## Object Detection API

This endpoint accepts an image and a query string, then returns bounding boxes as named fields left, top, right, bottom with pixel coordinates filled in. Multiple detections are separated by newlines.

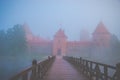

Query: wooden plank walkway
left=43, top=56, right=88, bottom=80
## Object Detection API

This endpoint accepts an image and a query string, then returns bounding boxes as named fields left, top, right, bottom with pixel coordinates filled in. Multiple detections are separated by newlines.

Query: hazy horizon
left=0, top=0, right=120, bottom=40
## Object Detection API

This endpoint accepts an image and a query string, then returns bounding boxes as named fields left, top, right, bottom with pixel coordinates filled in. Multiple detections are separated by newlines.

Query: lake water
left=0, top=55, right=49, bottom=80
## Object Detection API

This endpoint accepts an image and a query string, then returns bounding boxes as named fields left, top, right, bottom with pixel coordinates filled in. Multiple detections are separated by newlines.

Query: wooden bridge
left=10, top=56, right=120, bottom=80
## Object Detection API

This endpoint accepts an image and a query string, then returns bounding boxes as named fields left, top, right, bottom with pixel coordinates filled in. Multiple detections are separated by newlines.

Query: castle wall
left=66, top=41, right=91, bottom=58
left=24, top=22, right=112, bottom=57
left=27, top=41, right=52, bottom=55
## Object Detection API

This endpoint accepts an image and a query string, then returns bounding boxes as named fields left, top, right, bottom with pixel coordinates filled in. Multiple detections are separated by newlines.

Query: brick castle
left=23, top=22, right=111, bottom=56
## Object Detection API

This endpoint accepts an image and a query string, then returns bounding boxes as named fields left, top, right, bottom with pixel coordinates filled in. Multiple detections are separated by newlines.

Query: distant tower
left=22, top=23, right=33, bottom=42
left=53, top=29, right=67, bottom=56
left=92, top=22, right=111, bottom=47
left=22, top=23, right=33, bottom=53
left=80, top=29, right=90, bottom=41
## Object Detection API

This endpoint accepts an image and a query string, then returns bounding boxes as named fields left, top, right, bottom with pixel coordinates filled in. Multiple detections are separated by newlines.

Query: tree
left=110, top=34, right=120, bottom=49
left=6, top=24, right=27, bottom=55
left=110, top=34, right=120, bottom=58
left=0, top=30, right=6, bottom=55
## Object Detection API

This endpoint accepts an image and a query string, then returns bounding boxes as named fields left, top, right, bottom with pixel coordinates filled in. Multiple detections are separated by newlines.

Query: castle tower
left=92, top=22, right=111, bottom=47
left=22, top=23, right=34, bottom=53
left=53, top=29, right=67, bottom=56
left=22, top=23, right=33, bottom=42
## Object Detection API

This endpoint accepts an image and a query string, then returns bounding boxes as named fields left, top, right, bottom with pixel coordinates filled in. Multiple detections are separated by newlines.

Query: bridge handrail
left=84, top=59, right=116, bottom=69
left=10, top=56, right=55, bottom=80
left=64, top=56, right=120, bottom=80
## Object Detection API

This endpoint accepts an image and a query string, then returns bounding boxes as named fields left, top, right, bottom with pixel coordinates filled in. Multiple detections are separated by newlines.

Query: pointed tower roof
left=93, top=22, right=110, bottom=35
left=54, top=28, right=67, bottom=38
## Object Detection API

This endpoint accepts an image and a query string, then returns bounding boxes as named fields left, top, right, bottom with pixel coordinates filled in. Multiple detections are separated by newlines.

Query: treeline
left=0, top=24, right=27, bottom=56
left=110, top=34, right=120, bottom=56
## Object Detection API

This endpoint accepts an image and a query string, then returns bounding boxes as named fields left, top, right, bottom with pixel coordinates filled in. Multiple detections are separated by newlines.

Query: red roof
left=93, top=22, right=110, bottom=35
left=54, top=28, right=67, bottom=38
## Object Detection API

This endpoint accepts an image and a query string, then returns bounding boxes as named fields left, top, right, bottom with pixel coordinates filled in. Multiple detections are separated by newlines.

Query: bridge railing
left=64, top=56, right=120, bottom=80
left=10, top=56, right=55, bottom=80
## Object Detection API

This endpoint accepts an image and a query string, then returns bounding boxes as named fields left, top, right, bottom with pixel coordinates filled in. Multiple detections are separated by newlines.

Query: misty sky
left=0, top=0, right=120, bottom=40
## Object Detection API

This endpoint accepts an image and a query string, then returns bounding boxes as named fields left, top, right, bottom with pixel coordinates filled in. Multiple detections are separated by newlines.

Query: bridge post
left=80, top=57, right=82, bottom=64
left=116, top=63, right=120, bottom=80
left=30, top=59, right=37, bottom=80
left=89, top=62, right=92, bottom=80
left=104, top=65, right=108, bottom=80
left=79, top=57, right=82, bottom=71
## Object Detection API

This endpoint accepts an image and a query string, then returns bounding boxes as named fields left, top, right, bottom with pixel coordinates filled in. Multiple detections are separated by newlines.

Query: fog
left=0, top=0, right=120, bottom=80
left=0, top=0, right=120, bottom=40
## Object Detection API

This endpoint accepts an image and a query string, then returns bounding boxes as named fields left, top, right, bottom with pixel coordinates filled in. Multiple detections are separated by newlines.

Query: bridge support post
left=116, top=63, right=120, bottom=80
left=104, top=65, right=108, bottom=80
left=30, top=59, right=37, bottom=80
left=79, top=57, right=82, bottom=71
left=89, top=62, right=92, bottom=80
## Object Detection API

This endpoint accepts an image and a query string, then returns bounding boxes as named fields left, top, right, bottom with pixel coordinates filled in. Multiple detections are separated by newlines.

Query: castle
left=23, top=22, right=111, bottom=56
